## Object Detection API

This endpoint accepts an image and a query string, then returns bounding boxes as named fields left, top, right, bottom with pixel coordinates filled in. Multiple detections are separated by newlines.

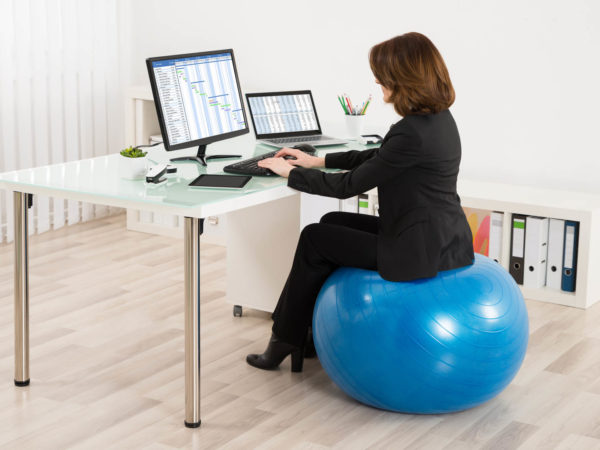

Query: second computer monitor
left=147, top=49, right=249, bottom=162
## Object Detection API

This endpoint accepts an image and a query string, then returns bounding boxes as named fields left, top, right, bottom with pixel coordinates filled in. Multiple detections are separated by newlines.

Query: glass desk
left=0, top=136, right=360, bottom=428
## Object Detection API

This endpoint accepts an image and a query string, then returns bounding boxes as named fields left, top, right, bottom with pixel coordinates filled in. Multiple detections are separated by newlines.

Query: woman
left=248, top=32, right=474, bottom=372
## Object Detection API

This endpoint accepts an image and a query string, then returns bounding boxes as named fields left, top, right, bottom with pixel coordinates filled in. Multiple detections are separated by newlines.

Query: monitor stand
left=170, top=145, right=241, bottom=166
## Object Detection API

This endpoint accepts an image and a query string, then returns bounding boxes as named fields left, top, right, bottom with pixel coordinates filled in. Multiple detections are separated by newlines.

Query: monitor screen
left=246, top=91, right=321, bottom=137
left=147, top=50, right=248, bottom=150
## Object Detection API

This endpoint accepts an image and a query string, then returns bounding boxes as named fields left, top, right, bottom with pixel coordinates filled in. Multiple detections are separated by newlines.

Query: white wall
left=126, top=0, right=600, bottom=193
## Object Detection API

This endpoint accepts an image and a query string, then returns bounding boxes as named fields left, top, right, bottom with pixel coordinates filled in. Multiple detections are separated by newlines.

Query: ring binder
left=509, top=214, right=527, bottom=284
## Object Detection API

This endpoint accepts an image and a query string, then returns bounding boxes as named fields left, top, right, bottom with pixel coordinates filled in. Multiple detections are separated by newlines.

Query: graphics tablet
left=189, top=174, right=252, bottom=189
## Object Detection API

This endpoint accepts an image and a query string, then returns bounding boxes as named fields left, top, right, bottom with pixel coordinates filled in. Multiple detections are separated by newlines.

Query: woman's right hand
left=274, top=148, right=325, bottom=169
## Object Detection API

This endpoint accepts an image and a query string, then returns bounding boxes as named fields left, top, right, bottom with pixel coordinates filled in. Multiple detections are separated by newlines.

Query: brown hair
left=369, top=32, right=455, bottom=116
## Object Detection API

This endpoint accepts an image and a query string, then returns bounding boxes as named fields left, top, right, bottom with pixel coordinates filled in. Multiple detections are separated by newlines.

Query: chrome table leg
left=14, top=192, right=30, bottom=386
left=184, top=217, right=203, bottom=428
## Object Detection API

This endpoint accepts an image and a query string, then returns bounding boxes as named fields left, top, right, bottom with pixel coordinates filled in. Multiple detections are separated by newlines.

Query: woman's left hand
left=257, top=157, right=296, bottom=178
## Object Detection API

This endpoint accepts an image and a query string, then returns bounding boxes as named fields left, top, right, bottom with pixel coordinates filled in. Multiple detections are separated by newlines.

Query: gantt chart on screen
left=248, top=94, right=318, bottom=135
left=152, top=53, right=246, bottom=145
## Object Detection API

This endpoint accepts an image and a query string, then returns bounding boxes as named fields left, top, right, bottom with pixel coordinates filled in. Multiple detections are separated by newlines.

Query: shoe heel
left=291, top=348, right=304, bottom=373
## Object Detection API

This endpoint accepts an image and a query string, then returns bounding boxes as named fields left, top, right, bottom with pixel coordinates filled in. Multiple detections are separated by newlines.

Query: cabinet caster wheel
left=233, top=305, right=243, bottom=317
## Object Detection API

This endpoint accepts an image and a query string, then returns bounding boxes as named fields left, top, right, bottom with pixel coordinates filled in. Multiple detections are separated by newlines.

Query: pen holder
left=345, top=115, right=365, bottom=140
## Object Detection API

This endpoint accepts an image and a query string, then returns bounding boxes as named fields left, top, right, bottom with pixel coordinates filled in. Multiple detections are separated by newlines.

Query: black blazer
left=287, top=109, right=474, bottom=282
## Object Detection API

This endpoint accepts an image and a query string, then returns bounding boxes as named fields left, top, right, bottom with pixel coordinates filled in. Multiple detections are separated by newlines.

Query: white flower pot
left=119, top=156, right=147, bottom=180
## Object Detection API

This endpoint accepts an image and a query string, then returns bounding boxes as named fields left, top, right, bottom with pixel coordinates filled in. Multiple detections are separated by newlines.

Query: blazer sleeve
left=324, top=148, right=379, bottom=170
left=287, top=127, right=421, bottom=199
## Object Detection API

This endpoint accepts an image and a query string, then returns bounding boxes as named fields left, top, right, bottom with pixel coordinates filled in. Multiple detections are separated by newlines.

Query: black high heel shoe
left=246, top=333, right=304, bottom=372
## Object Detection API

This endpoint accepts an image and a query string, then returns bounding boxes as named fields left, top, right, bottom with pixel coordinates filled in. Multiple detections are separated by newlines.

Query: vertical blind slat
left=14, top=0, right=36, bottom=235
left=91, top=0, right=109, bottom=218
left=105, top=0, right=123, bottom=216
left=0, top=1, right=16, bottom=242
left=47, top=0, right=66, bottom=229
left=77, top=0, right=94, bottom=222
left=62, top=0, right=82, bottom=225
left=31, top=0, right=51, bottom=233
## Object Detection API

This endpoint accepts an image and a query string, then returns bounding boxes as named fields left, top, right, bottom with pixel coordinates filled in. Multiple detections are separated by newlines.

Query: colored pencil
left=345, top=95, right=353, bottom=115
left=361, top=96, right=372, bottom=115
left=337, top=96, right=348, bottom=114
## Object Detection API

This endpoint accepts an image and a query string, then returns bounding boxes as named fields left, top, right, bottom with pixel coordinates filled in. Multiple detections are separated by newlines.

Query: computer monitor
left=146, top=49, right=249, bottom=165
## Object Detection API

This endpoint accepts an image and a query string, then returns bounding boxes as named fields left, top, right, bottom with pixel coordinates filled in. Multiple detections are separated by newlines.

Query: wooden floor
left=1, top=214, right=600, bottom=449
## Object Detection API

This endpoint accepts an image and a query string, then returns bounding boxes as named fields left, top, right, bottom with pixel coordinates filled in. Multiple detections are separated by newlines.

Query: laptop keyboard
left=268, top=136, right=324, bottom=144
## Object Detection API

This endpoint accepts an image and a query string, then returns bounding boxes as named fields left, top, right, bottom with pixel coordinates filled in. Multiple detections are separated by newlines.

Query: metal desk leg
left=14, top=192, right=30, bottom=386
left=184, top=217, right=203, bottom=428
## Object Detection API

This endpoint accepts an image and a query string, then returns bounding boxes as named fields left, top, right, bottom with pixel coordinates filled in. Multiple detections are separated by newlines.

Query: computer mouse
left=292, top=144, right=317, bottom=154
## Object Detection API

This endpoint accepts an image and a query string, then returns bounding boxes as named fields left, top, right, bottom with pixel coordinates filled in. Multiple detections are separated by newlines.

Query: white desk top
left=0, top=135, right=368, bottom=218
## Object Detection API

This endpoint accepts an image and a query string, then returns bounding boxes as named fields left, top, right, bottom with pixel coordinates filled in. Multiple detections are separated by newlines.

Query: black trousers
left=272, top=211, right=379, bottom=347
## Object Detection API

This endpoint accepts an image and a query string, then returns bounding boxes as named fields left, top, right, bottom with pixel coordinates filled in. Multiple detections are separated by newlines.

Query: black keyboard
left=223, top=147, right=315, bottom=176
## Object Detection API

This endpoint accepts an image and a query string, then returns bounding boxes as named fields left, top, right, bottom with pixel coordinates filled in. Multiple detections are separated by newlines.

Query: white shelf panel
left=520, top=286, right=577, bottom=308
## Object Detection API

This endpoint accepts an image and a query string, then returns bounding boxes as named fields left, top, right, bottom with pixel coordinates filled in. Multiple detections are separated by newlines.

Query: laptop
left=246, top=90, right=347, bottom=147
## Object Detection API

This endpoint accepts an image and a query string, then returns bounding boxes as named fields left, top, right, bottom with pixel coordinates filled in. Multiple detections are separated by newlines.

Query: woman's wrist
left=312, top=156, right=325, bottom=168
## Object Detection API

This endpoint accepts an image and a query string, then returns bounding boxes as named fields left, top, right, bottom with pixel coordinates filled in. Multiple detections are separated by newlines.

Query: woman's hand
left=274, top=148, right=325, bottom=169
left=257, top=157, right=296, bottom=178
left=257, top=148, right=325, bottom=178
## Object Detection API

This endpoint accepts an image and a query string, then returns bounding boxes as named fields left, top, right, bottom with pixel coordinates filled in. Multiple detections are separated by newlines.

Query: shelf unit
left=368, top=180, right=600, bottom=309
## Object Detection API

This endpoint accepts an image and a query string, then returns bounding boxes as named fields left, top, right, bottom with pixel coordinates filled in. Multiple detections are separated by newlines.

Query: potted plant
left=119, top=146, right=148, bottom=179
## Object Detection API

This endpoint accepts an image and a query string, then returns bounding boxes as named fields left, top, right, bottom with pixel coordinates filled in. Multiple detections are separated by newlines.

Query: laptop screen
left=246, top=91, right=323, bottom=138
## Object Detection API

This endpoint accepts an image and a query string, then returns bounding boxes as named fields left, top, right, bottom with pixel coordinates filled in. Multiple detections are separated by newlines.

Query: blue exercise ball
left=312, top=254, right=529, bottom=414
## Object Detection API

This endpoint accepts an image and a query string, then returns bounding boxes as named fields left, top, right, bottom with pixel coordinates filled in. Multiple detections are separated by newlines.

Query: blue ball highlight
left=312, top=254, right=529, bottom=413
